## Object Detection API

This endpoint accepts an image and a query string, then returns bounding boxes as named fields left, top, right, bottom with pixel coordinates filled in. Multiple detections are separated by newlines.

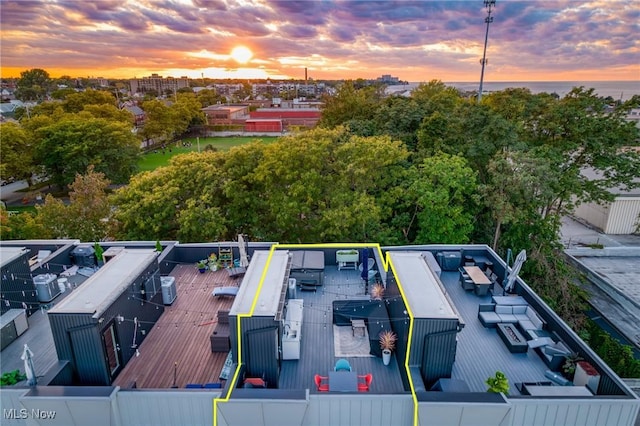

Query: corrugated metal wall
left=606, top=198, right=640, bottom=234
left=2, top=387, right=638, bottom=426
left=49, top=313, right=108, bottom=385
left=420, top=329, right=458, bottom=388
left=230, top=315, right=279, bottom=385
left=216, top=394, right=415, bottom=426
left=1, top=250, right=39, bottom=315
left=245, top=326, right=279, bottom=386
left=409, top=318, right=459, bottom=366
left=574, top=202, right=609, bottom=232
left=117, top=390, right=215, bottom=426
left=508, top=397, right=639, bottom=426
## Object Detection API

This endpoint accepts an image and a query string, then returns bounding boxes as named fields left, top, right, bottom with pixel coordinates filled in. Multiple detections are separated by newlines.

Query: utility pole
left=478, top=0, right=496, bottom=103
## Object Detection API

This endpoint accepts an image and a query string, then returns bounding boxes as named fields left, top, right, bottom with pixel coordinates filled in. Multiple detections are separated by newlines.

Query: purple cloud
left=0, top=0, right=637, bottom=82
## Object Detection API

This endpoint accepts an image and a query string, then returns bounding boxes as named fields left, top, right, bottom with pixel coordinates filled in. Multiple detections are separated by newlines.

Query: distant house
left=626, top=108, right=640, bottom=130
left=202, top=105, right=249, bottom=128
left=123, top=105, right=145, bottom=128
left=573, top=168, right=640, bottom=234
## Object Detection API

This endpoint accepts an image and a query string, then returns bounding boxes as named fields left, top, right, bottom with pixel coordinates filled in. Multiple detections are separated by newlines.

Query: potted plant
left=196, top=260, right=207, bottom=273
left=370, top=283, right=385, bottom=300
left=94, top=242, right=104, bottom=266
left=379, top=330, right=397, bottom=366
left=485, top=371, right=509, bottom=394
left=562, top=352, right=584, bottom=381
left=208, top=253, right=219, bottom=271
left=0, top=370, right=26, bottom=386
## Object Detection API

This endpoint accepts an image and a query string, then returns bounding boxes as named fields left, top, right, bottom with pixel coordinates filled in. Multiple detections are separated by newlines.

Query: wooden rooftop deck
left=113, top=264, right=238, bottom=389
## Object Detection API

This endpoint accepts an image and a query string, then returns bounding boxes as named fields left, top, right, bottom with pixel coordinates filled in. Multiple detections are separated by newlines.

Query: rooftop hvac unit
left=161, top=276, right=177, bottom=305
left=71, top=245, right=96, bottom=267
left=33, top=273, right=61, bottom=302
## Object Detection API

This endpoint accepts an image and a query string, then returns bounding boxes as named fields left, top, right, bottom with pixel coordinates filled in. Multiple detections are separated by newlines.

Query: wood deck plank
left=113, top=264, right=237, bottom=389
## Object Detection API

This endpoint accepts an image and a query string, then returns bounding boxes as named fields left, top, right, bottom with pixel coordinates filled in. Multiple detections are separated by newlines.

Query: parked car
left=1, top=177, right=15, bottom=186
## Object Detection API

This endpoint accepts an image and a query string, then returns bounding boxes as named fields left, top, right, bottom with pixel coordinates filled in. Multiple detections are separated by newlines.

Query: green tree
left=319, top=81, right=382, bottom=128
left=33, top=116, right=140, bottom=187
left=62, top=89, right=117, bottom=113
left=36, top=166, right=112, bottom=240
left=526, top=88, right=640, bottom=217
left=139, top=99, right=173, bottom=143
left=111, top=128, right=409, bottom=243
left=81, top=104, right=133, bottom=124
left=15, top=68, right=51, bottom=101
left=50, top=87, right=77, bottom=100
left=481, top=150, right=559, bottom=250
left=172, top=92, right=206, bottom=134
left=196, top=89, right=223, bottom=107
left=373, top=96, right=427, bottom=151
left=0, top=122, right=35, bottom=184
left=406, top=153, right=478, bottom=244
left=111, top=151, right=227, bottom=241
left=417, top=102, right=520, bottom=181
left=0, top=207, right=48, bottom=240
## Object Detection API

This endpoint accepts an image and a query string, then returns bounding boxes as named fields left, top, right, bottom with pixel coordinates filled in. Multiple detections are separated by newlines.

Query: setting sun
left=230, top=46, right=253, bottom=64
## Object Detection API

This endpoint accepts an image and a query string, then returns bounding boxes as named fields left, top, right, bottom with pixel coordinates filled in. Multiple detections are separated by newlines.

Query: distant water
left=404, top=81, right=640, bottom=101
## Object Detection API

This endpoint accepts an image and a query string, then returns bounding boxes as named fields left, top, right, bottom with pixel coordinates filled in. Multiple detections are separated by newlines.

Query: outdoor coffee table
left=497, top=323, right=528, bottom=353
left=351, top=319, right=366, bottom=337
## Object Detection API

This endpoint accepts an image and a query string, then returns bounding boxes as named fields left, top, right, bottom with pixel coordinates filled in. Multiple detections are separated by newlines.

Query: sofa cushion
left=544, top=341, right=571, bottom=356
left=526, top=307, right=544, bottom=329
left=527, top=337, right=555, bottom=349
left=495, top=305, right=512, bottom=315
left=497, top=313, right=518, bottom=324
left=512, top=305, right=527, bottom=315
left=518, top=320, right=536, bottom=331
left=478, top=311, right=501, bottom=327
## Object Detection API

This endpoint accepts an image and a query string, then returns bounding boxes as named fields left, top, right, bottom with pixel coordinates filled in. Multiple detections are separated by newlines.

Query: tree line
left=1, top=68, right=212, bottom=188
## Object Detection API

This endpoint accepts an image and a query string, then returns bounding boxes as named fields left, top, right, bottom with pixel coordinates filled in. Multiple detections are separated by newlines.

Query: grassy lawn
left=137, top=136, right=278, bottom=172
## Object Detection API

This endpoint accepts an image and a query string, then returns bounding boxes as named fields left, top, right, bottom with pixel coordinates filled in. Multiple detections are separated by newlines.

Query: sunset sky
left=1, top=0, right=638, bottom=82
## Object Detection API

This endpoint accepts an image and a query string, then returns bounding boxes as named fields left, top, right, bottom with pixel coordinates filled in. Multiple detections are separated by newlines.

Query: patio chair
left=243, top=377, right=267, bottom=388
left=461, top=278, right=475, bottom=291
left=357, top=374, right=373, bottom=392
left=334, top=358, right=352, bottom=372
left=314, top=374, right=329, bottom=392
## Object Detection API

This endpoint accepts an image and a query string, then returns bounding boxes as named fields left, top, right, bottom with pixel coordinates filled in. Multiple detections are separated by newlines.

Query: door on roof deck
left=69, top=323, right=113, bottom=385
left=102, top=322, right=122, bottom=379
left=421, top=329, right=458, bottom=388
left=245, top=326, right=279, bottom=387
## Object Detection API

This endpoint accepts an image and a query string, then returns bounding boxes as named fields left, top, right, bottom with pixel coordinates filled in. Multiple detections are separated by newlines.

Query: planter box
left=574, top=361, right=600, bottom=394
left=336, top=250, right=359, bottom=270
left=336, top=250, right=359, bottom=263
